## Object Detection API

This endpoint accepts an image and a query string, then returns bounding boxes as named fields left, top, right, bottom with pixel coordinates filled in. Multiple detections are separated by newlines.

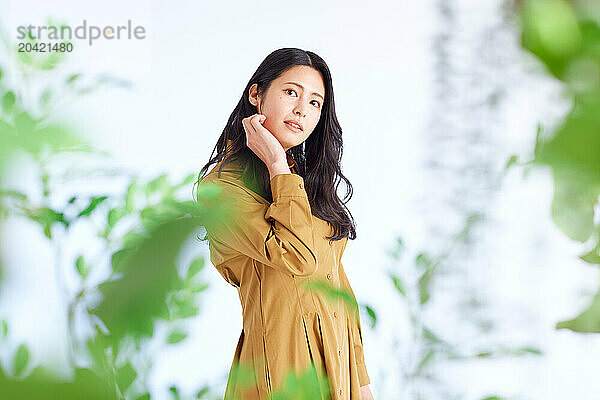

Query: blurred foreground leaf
left=557, top=289, right=600, bottom=332
left=0, top=365, right=116, bottom=400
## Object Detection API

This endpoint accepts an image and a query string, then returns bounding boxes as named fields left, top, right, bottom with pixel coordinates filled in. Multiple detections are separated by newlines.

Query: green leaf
left=390, top=273, right=406, bottom=296
left=363, top=305, right=377, bottom=329
left=90, top=218, right=198, bottom=344
left=546, top=167, right=598, bottom=242
left=0, top=364, right=116, bottom=399
left=580, top=239, right=600, bottom=264
left=422, top=327, right=444, bottom=344
left=66, top=73, right=81, bottom=84
left=15, top=111, right=36, bottom=135
left=171, top=200, right=205, bottom=217
left=78, top=196, right=108, bottom=217
left=110, top=248, right=132, bottom=272
left=270, top=364, right=330, bottom=400
left=26, top=207, right=69, bottom=238
left=521, top=0, right=583, bottom=79
left=145, top=174, right=168, bottom=196
left=122, top=232, right=147, bottom=249
left=13, top=344, right=29, bottom=377
left=1, top=319, right=8, bottom=338
left=116, top=362, right=137, bottom=393
left=556, top=289, right=600, bottom=332
left=170, top=299, right=198, bottom=320
left=415, top=349, right=434, bottom=374
left=196, top=182, right=223, bottom=200
left=180, top=173, right=195, bottom=186
left=108, top=206, right=127, bottom=228
left=125, top=181, right=140, bottom=212
left=195, top=387, right=210, bottom=398
left=190, top=283, right=209, bottom=293
left=2, top=91, right=16, bottom=112
left=134, top=394, right=151, bottom=400
left=167, top=330, right=188, bottom=344
left=523, top=0, right=582, bottom=58
left=140, top=207, right=162, bottom=232
left=169, top=386, right=180, bottom=400
left=75, top=255, right=89, bottom=279
left=415, top=252, right=432, bottom=270
left=419, top=267, right=434, bottom=304
left=187, top=257, right=205, bottom=279
left=514, top=347, right=543, bottom=355
left=300, top=279, right=358, bottom=313
left=504, top=154, right=518, bottom=170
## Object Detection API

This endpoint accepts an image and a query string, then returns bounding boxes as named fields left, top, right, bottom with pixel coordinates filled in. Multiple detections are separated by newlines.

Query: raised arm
left=202, top=172, right=318, bottom=277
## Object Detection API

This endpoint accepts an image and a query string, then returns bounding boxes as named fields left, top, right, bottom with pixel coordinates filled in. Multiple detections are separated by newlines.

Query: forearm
left=360, top=384, right=374, bottom=400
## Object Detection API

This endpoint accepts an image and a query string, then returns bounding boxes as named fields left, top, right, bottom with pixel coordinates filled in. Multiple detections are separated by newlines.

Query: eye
left=286, top=88, right=320, bottom=109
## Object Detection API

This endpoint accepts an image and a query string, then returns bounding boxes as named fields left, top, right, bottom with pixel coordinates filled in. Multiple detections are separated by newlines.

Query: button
left=329, top=240, right=333, bottom=246
left=326, top=273, right=332, bottom=280
left=333, top=311, right=338, bottom=318
left=338, top=349, right=342, bottom=357
left=339, top=388, right=343, bottom=396
left=299, top=183, right=303, bottom=189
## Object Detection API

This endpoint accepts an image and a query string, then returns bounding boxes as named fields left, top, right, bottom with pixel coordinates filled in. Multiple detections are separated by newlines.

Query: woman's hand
left=241, top=114, right=288, bottom=171
left=360, top=384, right=374, bottom=400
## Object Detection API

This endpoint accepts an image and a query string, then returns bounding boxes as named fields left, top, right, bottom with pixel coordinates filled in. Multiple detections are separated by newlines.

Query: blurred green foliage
left=220, top=362, right=331, bottom=400
left=520, top=0, right=600, bottom=332
left=387, top=218, right=542, bottom=399
left=0, top=18, right=222, bottom=400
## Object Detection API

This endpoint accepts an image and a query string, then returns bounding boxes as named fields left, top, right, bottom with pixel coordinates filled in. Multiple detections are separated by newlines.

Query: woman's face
left=249, top=65, right=325, bottom=152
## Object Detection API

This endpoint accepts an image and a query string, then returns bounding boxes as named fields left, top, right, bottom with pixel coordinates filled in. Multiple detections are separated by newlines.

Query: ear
left=248, top=83, right=259, bottom=107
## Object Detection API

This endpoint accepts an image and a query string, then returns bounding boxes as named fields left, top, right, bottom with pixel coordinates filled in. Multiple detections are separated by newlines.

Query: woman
left=195, top=48, right=374, bottom=400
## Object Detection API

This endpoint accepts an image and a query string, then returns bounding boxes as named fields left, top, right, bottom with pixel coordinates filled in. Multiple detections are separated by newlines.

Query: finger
left=242, top=118, right=253, bottom=134
left=250, top=115, right=261, bottom=130
left=251, top=114, right=265, bottom=129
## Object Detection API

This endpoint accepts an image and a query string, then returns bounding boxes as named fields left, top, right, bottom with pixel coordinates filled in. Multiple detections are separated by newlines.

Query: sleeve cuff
left=270, top=173, right=307, bottom=200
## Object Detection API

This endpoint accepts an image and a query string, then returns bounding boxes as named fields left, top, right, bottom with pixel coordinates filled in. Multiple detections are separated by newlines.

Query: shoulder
left=200, top=159, right=268, bottom=206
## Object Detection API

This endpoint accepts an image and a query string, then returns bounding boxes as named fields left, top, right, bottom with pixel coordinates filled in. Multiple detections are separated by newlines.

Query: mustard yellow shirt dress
left=199, top=143, right=370, bottom=400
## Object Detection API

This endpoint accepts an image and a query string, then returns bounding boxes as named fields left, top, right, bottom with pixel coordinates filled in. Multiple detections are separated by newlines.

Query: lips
left=284, top=120, right=303, bottom=131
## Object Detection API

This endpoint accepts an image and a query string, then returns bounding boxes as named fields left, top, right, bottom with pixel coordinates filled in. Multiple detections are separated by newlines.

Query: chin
left=274, top=132, right=299, bottom=149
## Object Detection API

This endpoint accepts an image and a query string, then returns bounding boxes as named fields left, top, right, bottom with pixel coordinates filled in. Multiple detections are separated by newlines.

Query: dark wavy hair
left=193, top=47, right=356, bottom=241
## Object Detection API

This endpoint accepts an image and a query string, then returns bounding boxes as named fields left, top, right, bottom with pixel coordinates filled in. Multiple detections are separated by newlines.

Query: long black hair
left=193, top=47, right=356, bottom=241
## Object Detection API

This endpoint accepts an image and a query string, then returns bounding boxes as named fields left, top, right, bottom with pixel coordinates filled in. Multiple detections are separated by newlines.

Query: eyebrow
left=283, top=81, right=324, bottom=101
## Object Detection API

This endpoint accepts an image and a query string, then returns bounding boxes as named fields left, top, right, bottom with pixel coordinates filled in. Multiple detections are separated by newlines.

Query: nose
left=293, top=102, right=307, bottom=117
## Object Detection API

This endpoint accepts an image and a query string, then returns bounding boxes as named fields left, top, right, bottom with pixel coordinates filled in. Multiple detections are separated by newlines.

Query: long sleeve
left=339, top=260, right=371, bottom=386
left=201, top=173, right=318, bottom=277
